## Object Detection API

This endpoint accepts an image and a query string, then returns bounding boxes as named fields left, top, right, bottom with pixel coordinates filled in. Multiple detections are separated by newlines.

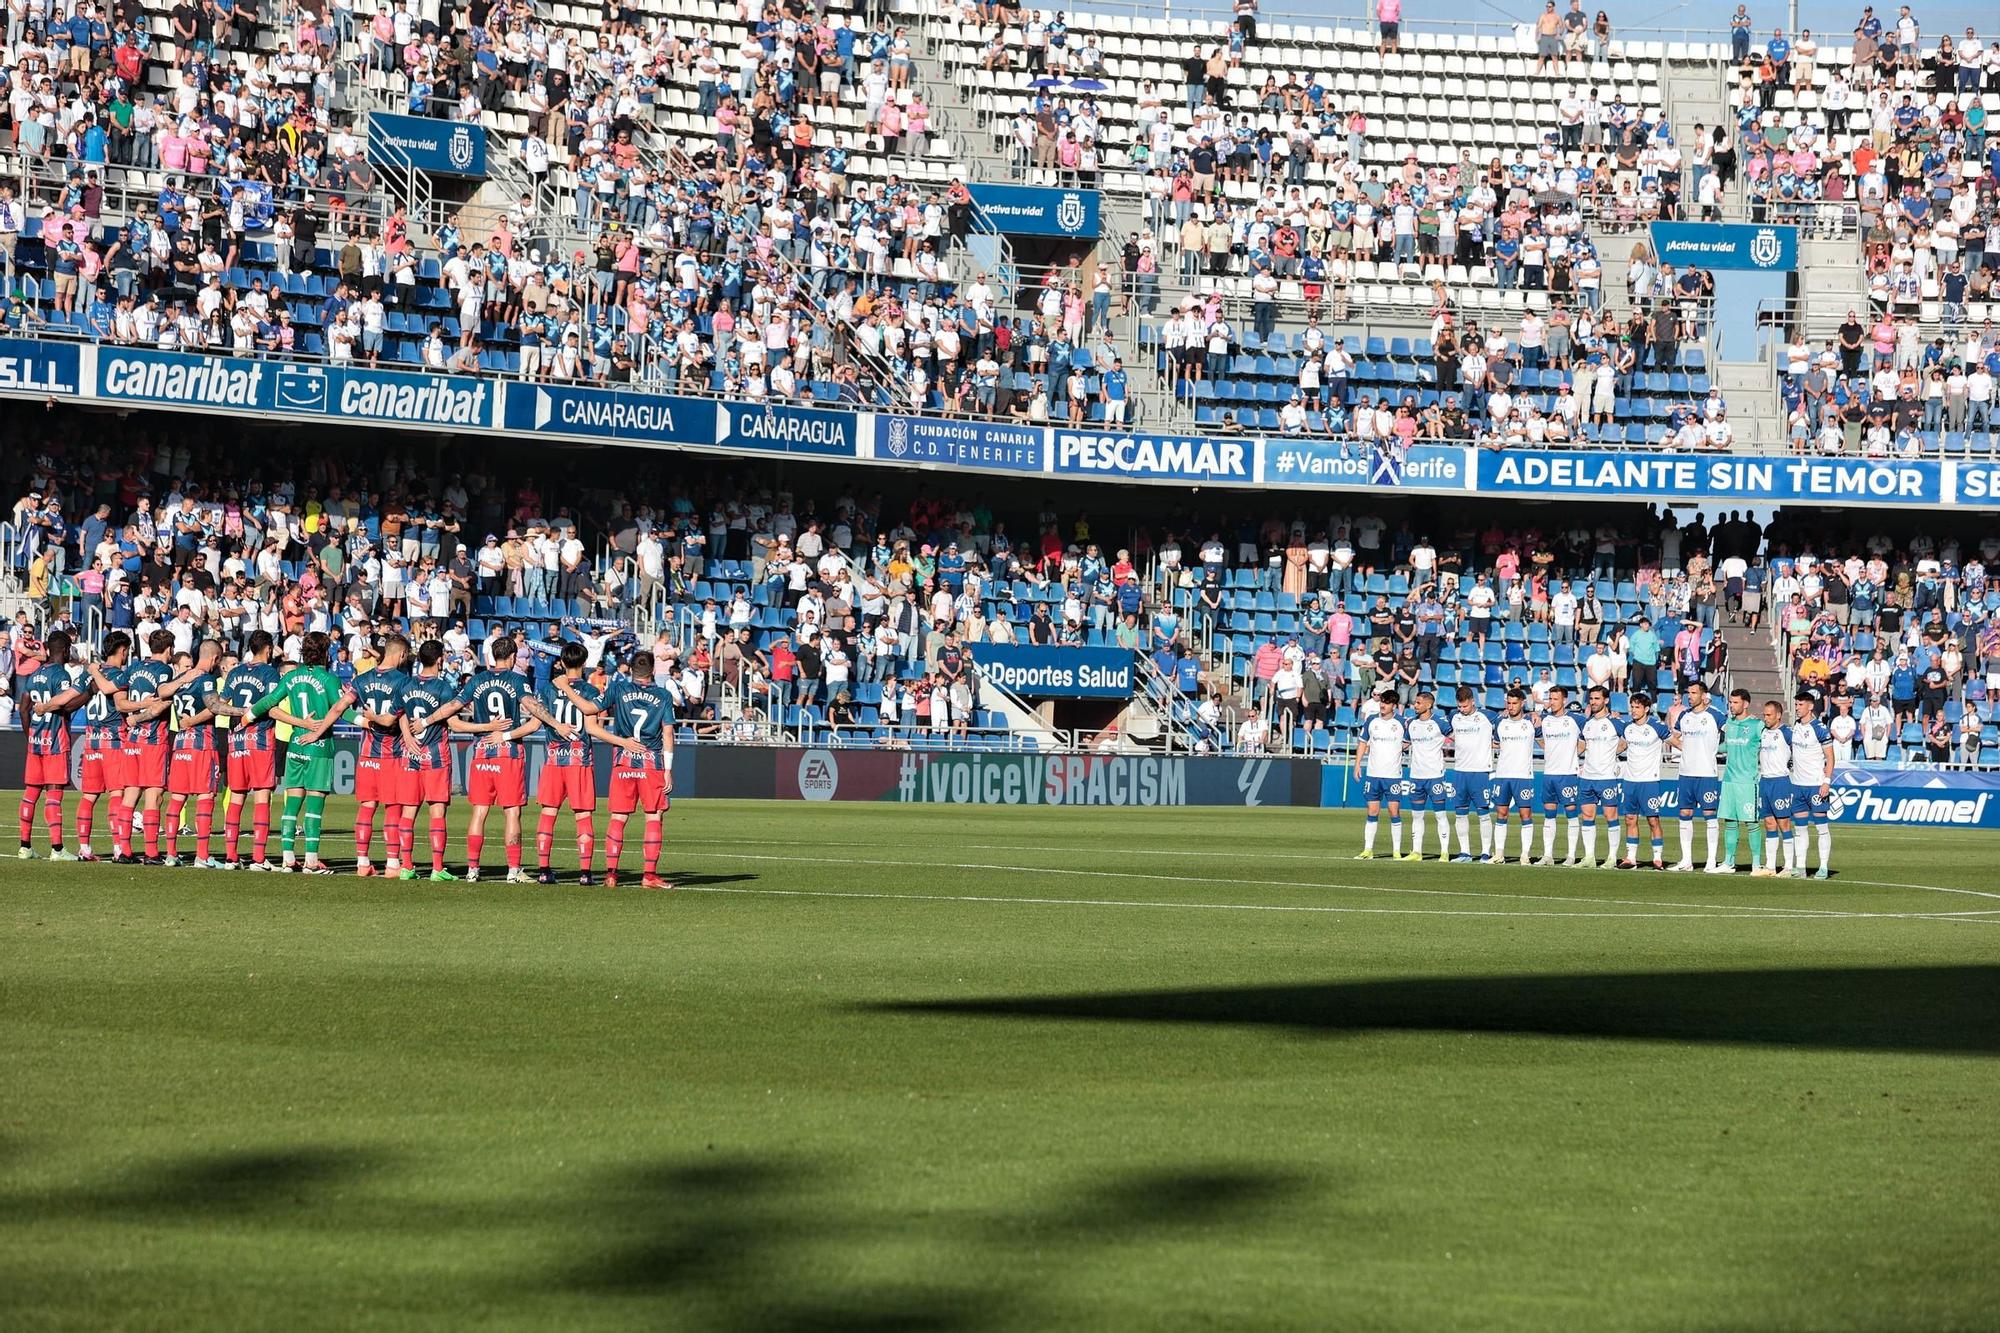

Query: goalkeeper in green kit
left=1717, top=686, right=1765, bottom=873
left=227, top=632, right=350, bottom=874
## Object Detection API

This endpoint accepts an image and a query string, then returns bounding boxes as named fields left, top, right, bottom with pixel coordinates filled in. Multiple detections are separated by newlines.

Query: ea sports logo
left=448, top=126, right=476, bottom=171
left=798, top=748, right=839, bottom=801
left=1749, top=227, right=1782, bottom=267
left=886, top=416, right=909, bottom=458
left=1056, top=191, right=1086, bottom=233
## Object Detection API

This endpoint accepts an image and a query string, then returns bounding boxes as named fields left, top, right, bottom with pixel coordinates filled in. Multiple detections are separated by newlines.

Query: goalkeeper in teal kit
left=1717, top=687, right=1765, bottom=873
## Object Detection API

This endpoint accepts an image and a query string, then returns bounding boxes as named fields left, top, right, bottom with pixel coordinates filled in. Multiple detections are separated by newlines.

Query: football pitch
left=3, top=797, right=1996, bottom=1331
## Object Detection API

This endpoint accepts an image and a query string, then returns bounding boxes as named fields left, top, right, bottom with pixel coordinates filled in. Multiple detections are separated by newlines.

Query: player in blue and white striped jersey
left=1489, top=689, right=1539, bottom=866
left=1353, top=688, right=1407, bottom=860
left=1534, top=688, right=1584, bottom=866
left=1446, top=686, right=1497, bottom=864
left=1402, top=692, right=1450, bottom=861
left=1788, top=692, right=1836, bottom=880
left=1616, top=693, right=1673, bottom=870
left=1577, top=686, right=1624, bottom=869
left=1754, top=701, right=1799, bottom=877
left=1667, top=681, right=1727, bottom=873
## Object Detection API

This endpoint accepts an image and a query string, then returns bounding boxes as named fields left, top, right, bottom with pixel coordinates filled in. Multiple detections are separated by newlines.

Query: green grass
left=3, top=796, right=1996, bottom=1331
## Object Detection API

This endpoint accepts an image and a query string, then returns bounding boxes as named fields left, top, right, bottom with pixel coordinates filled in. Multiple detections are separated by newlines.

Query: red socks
left=195, top=795, right=215, bottom=862
left=18, top=789, right=36, bottom=846
left=76, top=794, right=97, bottom=848
left=643, top=822, right=662, bottom=876
left=605, top=821, right=624, bottom=874
left=577, top=815, right=595, bottom=874
left=355, top=804, right=375, bottom=862
left=465, top=831, right=484, bottom=874
left=536, top=810, right=559, bottom=867
left=163, top=798, right=183, bottom=859
left=42, top=790, right=62, bottom=849
left=143, top=808, right=160, bottom=858
left=252, top=807, right=271, bottom=862
left=429, top=819, right=447, bottom=873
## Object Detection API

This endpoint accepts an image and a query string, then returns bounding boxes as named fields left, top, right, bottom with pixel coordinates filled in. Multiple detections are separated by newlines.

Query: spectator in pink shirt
left=1674, top=620, right=1706, bottom=687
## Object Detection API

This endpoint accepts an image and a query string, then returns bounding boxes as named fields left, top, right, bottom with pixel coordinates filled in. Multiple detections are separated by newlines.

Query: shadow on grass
left=550, top=1154, right=1304, bottom=1329
left=0, top=1147, right=388, bottom=1221
left=866, top=966, right=2000, bottom=1056
left=0, top=1146, right=1302, bottom=1329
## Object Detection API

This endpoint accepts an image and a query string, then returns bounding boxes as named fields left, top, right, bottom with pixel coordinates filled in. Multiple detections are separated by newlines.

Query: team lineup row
left=1350, top=682, right=1837, bottom=878
left=16, top=629, right=683, bottom=888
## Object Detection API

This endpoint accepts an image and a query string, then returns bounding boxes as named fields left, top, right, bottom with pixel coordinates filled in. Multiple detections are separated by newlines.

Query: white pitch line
left=668, top=849, right=1930, bottom=919
left=955, top=842, right=2000, bottom=905
left=673, top=837, right=2000, bottom=909
left=672, top=884, right=1837, bottom=920
left=672, top=882, right=1998, bottom=922
left=1834, top=879, right=2000, bottom=902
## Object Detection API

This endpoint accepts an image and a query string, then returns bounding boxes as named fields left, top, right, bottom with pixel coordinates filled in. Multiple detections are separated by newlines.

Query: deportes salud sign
left=966, top=644, right=1133, bottom=698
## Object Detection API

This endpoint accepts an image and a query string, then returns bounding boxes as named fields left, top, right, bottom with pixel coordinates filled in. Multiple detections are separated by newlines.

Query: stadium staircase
left=1719, top=619, right=1786, bottom=702
left=898, top=2, right=1186, bottom=429
left=644, top=141, right=908, bottom=399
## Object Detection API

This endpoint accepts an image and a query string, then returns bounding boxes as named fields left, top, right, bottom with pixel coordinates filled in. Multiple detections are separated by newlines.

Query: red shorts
left=398, top=765, right=453, bottom=807
left=125, top=742, right=171, bottom=790
left=468, top=754, right=527, bottom=808
left=24, top=750, right=71, bottom=788
left=355, top=754, right=398, bottom=804
left=168, top=748, right=220, bottom=796
left=226, top=748, right=279, bottom=792
left=536, top=762, right=597, bottom=812
left=609, top=762, right=669, bottom=815
left=79, top=744, right=130, bottom=795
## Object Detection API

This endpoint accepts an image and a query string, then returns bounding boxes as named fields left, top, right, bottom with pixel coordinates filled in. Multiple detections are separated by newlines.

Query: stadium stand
left=7, top=416, right=1996, bottom=762
left=2, top=0, right=1990, bottom=446
left=0, top=0, right=1997, bottom=774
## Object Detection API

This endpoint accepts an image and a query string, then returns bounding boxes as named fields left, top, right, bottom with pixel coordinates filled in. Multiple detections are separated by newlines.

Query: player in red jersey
left=534, top=641, right=605, bottom=885
left=160, top=641, right=227, bottom=867
left=346, top=634, right=412, bottom=877
left=116, top=630, right=179, bottom=864
left=396, top=639, right=475, bottom=881
left=586, top=650, right=680, bottom=890
left=216, top=632, right=284, bottom=868
left=449, top=635, right=568, bottom=884
left=18, top=630, right=84, bottom=861
left=76, top=631, right=137, bottom=861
